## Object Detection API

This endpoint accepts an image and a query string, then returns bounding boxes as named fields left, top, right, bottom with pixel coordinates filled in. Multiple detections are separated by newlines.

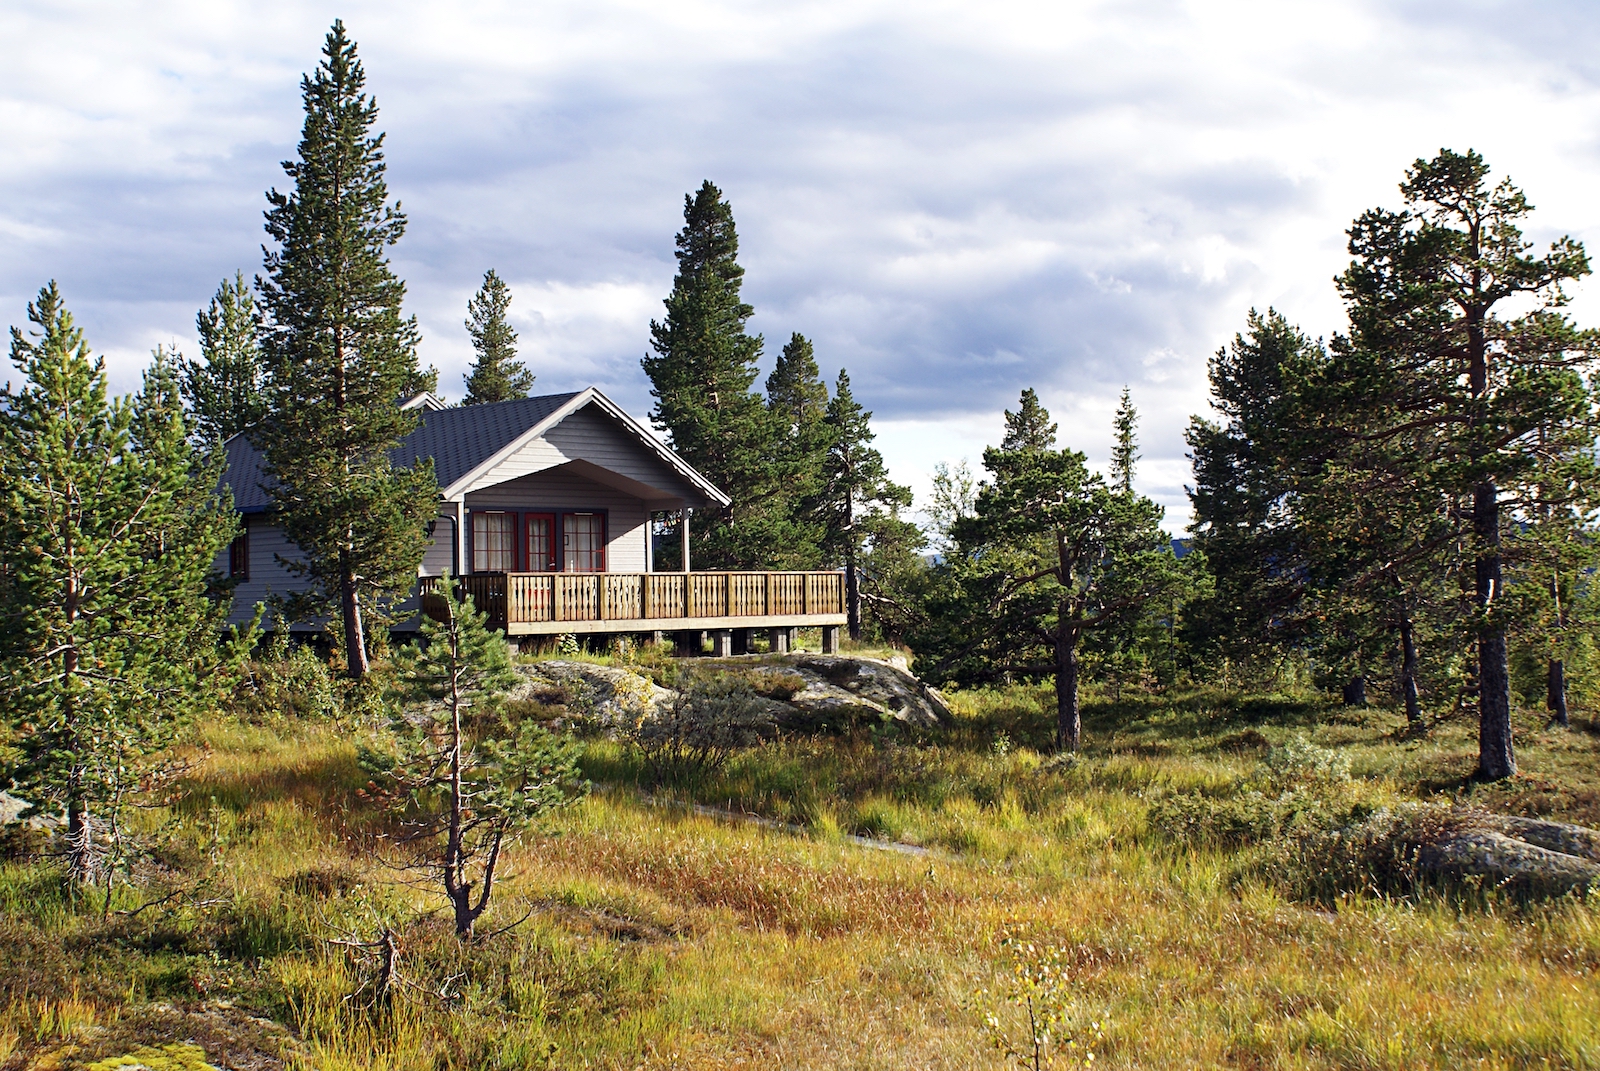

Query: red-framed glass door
left=563, top=512, right=606, bottom=572
left=525, top=512, right=557, bottom=572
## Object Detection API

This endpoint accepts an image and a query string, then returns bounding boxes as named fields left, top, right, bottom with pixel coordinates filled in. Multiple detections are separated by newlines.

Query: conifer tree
left=1319, top=149, right=1599, bottom=778
left=254, top=22, right=439, bottom=678
left=462, top=269, right=533, bottom=405
left=915, top=389, right=1202, bottom=750
left=818, top=370, right=914, bottom=639
left=766, top=332, right=832, bottom=563
left=643, top=181, right=788, bottom=567
left=1109, top=387, right=1139, bottom=494
left=1185, top=310, right=1323, bottom=665
left=182, top=271, right=267, bottom=442
left=0, top=284, right=239, bottom=886
left=1001, top=387, right=1057, bottom=452
left=384, top=578, right=581, bottom=938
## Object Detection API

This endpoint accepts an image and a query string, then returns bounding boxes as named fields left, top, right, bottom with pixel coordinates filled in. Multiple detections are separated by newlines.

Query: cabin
left=218, top=388, right=846, bottom=654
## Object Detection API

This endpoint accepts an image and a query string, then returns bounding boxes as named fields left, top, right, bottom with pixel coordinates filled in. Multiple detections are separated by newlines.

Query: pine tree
left=462, top=269, right=533, bottom=405
left=1184, top=310, right=1324, bottom=667
left=182, top=271, right=267, bottom=442
left=1322, top=149, right=1599, bottom=779
left=1001, top=388, right=1057, bottom=452
left=643, top=181, right=788, bottom=568
left=383, top=578, right=582, bottom=938
left=766, top=332, right=832, bottom=565
left=1109, top=387, right=1139, bottom=494
left=0, top=284, right=240, bottom=887
left=818, top=370, right=914, bottom=640
left=254, top=22, right=439, bottom=678
left=915, top=389, right=1202, bottom=750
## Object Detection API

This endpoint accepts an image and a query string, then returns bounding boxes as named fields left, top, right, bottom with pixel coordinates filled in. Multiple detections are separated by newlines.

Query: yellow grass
left=2, top=688, right=1599, bottom=1069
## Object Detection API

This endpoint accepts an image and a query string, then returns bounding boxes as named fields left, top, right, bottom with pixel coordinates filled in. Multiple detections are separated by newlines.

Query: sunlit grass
left=3, top=681, right=1599, bottom=1068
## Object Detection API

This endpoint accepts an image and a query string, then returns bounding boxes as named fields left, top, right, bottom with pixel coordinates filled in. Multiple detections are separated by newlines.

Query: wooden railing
left=420, top=571, right=845, bottom=633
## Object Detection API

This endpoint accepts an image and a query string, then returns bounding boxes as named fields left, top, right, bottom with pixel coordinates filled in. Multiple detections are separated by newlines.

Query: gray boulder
left=512, top=653, right=948, bottom=734
left=513, top=660, right=674, bottom=726
left=701, top=653, right=948, bottom=731
left=1418, top=824, right=1600, bottom=897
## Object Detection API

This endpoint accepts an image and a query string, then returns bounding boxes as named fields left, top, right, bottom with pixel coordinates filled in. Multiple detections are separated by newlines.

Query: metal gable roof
left=220, top=389, right=729, bottom=513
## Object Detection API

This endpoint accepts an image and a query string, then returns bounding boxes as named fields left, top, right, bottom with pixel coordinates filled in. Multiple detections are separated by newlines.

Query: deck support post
left=771, top=627, right=793, bottom=654
left=650, top=630, right=666, bottom=647
left=731, top=628, right=751, bottom=655
left=821, top=625, right=840, bottom=654
left=711, top=629, right=734, bottom=657
left=675, top=630, right=702, bottom=656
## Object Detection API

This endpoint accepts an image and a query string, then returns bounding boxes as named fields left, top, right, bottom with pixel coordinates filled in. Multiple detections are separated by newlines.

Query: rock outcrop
left=512, top=652, right=948, bottom=733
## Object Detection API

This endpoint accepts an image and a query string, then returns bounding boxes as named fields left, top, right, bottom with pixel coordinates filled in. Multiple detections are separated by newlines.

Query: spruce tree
left=1321, top=149, right=1598, bottom=778
left=643, top=181, right=788, bottom=567
left=182, top=271, right=267, bottom=442
left=0, top=284, right=239, bottom=886
left=1109, top=387, right=1139, bottom=494
left=818, top=370, right=913, bottom=639
left=255, top=22, right=439, bottom=678
left=462, top=269, right=533, bottom=405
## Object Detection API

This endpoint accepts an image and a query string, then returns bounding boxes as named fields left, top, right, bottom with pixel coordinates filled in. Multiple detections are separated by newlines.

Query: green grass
left=3, top=682, right=1600, bottom=1068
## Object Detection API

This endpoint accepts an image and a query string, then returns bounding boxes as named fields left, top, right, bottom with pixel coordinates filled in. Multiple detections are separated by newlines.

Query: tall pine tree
left=182, top=271, right=267, bottom=442
left=255, top=22, right=438, bottom=678
left=0, top=284, right=239, bottom=885
left=643, top=181, right=788, bottom=568
left=1001, top=387, right=1057, bottom=452
left=766, top=332, right=832, bottom=565
left=818, top=370, right=914, bottom=640
left=462, top=269, right=533, bottom=405
left=1321, top=149, right=1598, bottom=779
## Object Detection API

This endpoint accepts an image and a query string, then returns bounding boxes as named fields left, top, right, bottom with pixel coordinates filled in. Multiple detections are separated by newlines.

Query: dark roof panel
left=223, top=391, right=581, bottom=514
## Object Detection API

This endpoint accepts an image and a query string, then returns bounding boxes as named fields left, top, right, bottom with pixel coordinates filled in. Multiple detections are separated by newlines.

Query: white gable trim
left=439, top=387, right=730, bottom=507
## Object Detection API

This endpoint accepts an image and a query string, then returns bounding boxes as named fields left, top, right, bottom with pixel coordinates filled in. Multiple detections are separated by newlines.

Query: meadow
left=3, top=646, right=1599, bottom=1070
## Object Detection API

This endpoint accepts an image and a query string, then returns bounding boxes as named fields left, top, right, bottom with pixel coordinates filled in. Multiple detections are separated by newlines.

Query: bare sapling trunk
left=340, top=547, right=369, bottom=679
left=439, top=601, right=503, bottom=940
left=1398, top=607, right=1422, bottom=727
left=845, top=556, right=862, bottom=642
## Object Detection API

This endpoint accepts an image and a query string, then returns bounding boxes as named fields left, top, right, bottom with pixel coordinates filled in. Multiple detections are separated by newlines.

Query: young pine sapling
left=385, top=578, right=582, bottom=939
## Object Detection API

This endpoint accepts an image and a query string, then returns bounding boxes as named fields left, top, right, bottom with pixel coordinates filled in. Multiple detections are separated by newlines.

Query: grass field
left=3, top=660, right=1599, bottom=1069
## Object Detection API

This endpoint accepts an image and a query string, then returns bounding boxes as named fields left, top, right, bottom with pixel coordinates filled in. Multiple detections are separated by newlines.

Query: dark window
left=228, top=529, right=249, bottom=580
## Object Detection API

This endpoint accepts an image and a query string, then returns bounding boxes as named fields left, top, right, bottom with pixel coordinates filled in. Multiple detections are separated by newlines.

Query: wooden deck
left=420, top=571, right=846, bottom=636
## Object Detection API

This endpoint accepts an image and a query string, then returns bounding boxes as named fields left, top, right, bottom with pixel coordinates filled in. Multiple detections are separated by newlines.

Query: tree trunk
left=1474, top=478, right=1516, bottom=779
left=340, top=549, right=369, bottom=679
left=1055, top=615, right=1081, bottom=752
left=845, top=555, right=862, bottom=641
left=1398, top=610, right=1422, bottom=726
left=1342, top=676, right=1367, bottom=706
left=1548, top=659, right=1569, bottom=728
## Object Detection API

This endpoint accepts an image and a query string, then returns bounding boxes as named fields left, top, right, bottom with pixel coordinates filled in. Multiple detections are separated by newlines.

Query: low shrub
left=628, top=678, right=773, bottom=790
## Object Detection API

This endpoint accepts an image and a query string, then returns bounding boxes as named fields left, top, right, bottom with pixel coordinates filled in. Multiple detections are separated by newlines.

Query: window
left=526, top=513, right=557, bottom=572
left=472, top=512, right=516, bottom=572
left=564, top=513, right=605, bottom=572
left=228, top=529, right=249, bottom=580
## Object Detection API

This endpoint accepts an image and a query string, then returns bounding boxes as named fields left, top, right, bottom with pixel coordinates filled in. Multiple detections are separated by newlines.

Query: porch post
left=681, top=508, right=692, bottom=573
left=454, top=501, right=467, bottom=576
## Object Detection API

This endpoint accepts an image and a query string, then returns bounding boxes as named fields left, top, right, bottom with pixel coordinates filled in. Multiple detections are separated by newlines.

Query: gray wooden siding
left=220, top=517, right=311, bottom=627
left=464, top=467, right=648, bottom=572
left=468, top=402, right=698, bottom=502
left=421, top=515, right=455, bottom=577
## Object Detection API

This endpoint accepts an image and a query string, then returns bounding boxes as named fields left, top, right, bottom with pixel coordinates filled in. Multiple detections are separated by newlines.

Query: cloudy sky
left=4, top=0, right=1600, bottom=527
